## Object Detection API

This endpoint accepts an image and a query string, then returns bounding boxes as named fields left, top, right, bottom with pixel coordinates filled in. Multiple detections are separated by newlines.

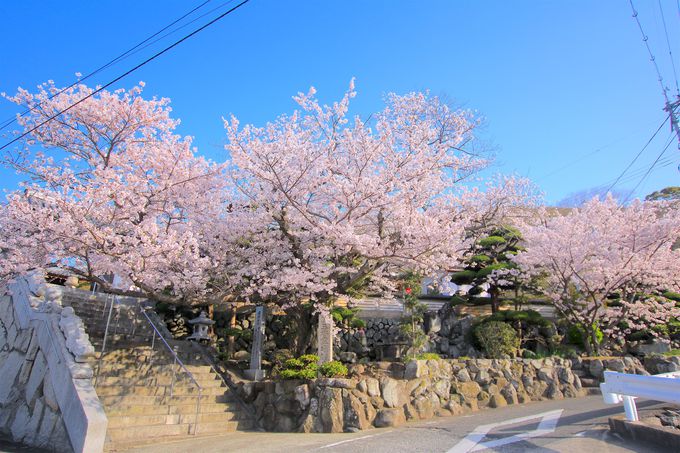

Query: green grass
left=662, top=349, right=680, bottom=357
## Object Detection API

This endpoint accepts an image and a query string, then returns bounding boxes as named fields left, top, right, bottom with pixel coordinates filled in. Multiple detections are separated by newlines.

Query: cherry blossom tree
left=222, top=81, right=533, bottom=352
left=0, top=81, right=228, bottom=304
left=513, top=196, right=680, bottom=354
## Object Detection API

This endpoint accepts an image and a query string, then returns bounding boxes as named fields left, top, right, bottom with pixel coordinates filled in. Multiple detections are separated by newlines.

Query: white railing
left=600, top=370, right=680, bottom=421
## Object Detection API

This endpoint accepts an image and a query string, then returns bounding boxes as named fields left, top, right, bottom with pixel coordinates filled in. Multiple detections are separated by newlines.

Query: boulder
left=488, top=393, right=508, bottom=408
left=343, top=392, right=371, bottom=431
left=380, top=378, right=401, bottom=408
left=404, top=360, right=428, bottom=379
left=318, top=387, right=344, bottom=432
left=374, top=408, right=406, bottom=427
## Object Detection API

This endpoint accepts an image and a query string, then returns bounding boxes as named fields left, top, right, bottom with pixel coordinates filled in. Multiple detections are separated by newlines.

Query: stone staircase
left=571, top=364, right=602, bottom=396
left=95, top=345, right=253, bottom=450
left=58, top=287, right=254, bottom=451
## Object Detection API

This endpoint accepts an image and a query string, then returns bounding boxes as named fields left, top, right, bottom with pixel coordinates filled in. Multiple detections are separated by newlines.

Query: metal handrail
left=137, top=303, right=203, bottom=435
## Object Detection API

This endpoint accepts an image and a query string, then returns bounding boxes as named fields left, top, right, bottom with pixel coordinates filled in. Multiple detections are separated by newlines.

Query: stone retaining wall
left=0, top=275, right=107, bottom=453
left=236, top=357, right=583, bottom=432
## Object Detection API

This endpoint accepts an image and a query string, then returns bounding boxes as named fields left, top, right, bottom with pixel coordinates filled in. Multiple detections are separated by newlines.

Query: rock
left=603, top=359, right=625, bottom=373
left=344, top=392, right=371, bottom=430
left=374, top=408, right=406, bottom=427
left=433, top=379, right=451, bottom=399
left=537, top=367, right=554, bottom=382
left=339, top=352, right=357, bottom=364
left=546, top=383, right=564, bottom=400
left=456, top=368, right=471, bottom=382
left=404, top=360, right=428, bottom=379
left=318, top=387, right=344, bottom=432
left=631, top=341, right=671, bottom=356
left=476, top=369, right=491, bottom=385
left=380, top=378, right=401, bottom=408
left=317, top=378, right=356, bottom=389
left=501, top=383, right=519, bottom=404
left=489, top=394, right=508, bottom=408
left=588, top=359, right=604, bottom=380
left=233, top=350, right=250, bottom=362
left=455, top=381, right=481, bottom=402
left=294, top=384, right=310, bottom=409
left=414, top=396, right=435, bottom=419
left=557, top=367, right=574, bottom=385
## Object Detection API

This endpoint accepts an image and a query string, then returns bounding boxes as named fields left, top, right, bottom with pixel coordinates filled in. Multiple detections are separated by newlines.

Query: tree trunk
left=287, top=305, right=316, bottom=356
left=490, top=288, right=501, bottom=314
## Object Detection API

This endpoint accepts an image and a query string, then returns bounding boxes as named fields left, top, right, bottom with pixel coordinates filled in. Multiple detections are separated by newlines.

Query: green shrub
left=350, top=318, right=366, bottom=329
left=318, top=361, right=348, bottom=377
left=223, top=327, right=243, bottom=337
left=663, top=291, right=680, bottom=302
left=298, top=354, right=319, bottom=364
left=450, top=295, right=467, bottom=306
left=473, top=321, right=520, bottom=358
left=415, top=352, right=440, bottom=360
left=478, top=235, right=507, bottom=247
left=450, top=270, right=477, bottom=285
left=278, top=354, right=319, bottom=380
left=567, top=323, right=603, bottom=348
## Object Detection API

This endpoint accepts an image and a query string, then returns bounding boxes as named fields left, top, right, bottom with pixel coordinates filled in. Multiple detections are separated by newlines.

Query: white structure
left=600, top=370, right=680, bottom=421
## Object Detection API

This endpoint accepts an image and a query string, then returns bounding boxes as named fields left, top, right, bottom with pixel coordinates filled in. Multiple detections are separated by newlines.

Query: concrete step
left=95, top=368, right=216, bottom=381
left=104, top=401, right=240, bottom=416
left=105, top=419, right=254, bottom=450
left=583, top=387, right=602, bottom=396
left=96, top=364, right=213, bottom=377
left=580, top=377, right=600, bottom=388
left=98, top=393, right=234, bottom=407
left=96, top=375, right=224, bottom=388
left=95, top=384, right=227, bottom=397
left=106, top=419, right=249, bottom=442
left=107, top=410, right=243, bottom=428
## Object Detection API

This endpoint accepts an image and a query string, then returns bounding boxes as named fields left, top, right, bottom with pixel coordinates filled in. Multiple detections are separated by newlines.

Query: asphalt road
left=123, top=396, right=667, bottom=453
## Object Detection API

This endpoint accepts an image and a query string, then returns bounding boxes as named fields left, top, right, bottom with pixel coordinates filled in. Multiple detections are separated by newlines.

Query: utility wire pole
left=664, top=96, right=680, bottom=151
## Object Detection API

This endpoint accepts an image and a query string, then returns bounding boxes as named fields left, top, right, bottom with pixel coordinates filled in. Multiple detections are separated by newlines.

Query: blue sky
left=1, top=0, right=679, bottom=204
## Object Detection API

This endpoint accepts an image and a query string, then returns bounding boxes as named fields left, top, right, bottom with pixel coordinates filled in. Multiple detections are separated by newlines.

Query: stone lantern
left=187, top=310, right=214, bottom=343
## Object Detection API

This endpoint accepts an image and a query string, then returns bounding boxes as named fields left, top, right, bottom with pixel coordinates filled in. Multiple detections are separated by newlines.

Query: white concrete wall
left=0, top=274, right=107, bottom=453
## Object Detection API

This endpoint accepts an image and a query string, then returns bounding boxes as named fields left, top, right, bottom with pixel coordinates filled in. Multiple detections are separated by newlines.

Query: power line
left=658, top=0, right=680, bottom=96
left=0, top=0, right=251, bottom=153
left=94, top=0, right=240, bottom=74
left=0, top=0, right=214, bottom=133
left=622, top=132, right=677, bottom=204
left=604, top=114, right=669, bottom=194
left=629, top=0, right=672, bottom=104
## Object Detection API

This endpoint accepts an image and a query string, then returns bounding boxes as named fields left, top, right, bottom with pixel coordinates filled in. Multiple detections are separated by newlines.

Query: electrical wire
left=622, top=132, right=677, bottom=204
left=629, top=0, right=672, bottom=104
left=604, top=114, right=670, bottom=194
left=0, top=0, right=251, bottom=153
left=96, top=0, right=239, bottom=73
left=658, top=0, right=680, bottom=96
left=0, top=0, right=214, bottom=133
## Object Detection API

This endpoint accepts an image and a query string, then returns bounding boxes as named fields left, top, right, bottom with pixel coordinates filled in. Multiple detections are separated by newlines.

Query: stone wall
left=236, top=357, right=584, bottom=432
left=0, top=274, right=107, bottom=453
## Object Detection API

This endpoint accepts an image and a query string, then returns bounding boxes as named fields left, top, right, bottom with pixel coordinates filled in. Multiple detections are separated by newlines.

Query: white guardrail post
left=600, top=370, right=680, bottom=421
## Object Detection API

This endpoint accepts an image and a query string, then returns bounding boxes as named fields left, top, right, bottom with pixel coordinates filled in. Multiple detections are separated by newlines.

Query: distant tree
left=557, top=187, right=629, bottom=207
left=645, top=186, right=680, bottom=201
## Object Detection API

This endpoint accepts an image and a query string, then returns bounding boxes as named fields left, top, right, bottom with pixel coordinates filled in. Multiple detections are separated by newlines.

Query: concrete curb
left=609, top=414, right=680, bottom=451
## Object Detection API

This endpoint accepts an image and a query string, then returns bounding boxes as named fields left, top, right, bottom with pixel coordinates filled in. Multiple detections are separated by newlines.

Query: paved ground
left=122, top=396, right=666, bottom=453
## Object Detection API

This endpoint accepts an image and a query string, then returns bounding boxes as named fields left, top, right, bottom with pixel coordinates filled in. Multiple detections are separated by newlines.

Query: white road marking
left=319, top=431, right=391, bottom=449
left=446, top=409, right=564, bottom=453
